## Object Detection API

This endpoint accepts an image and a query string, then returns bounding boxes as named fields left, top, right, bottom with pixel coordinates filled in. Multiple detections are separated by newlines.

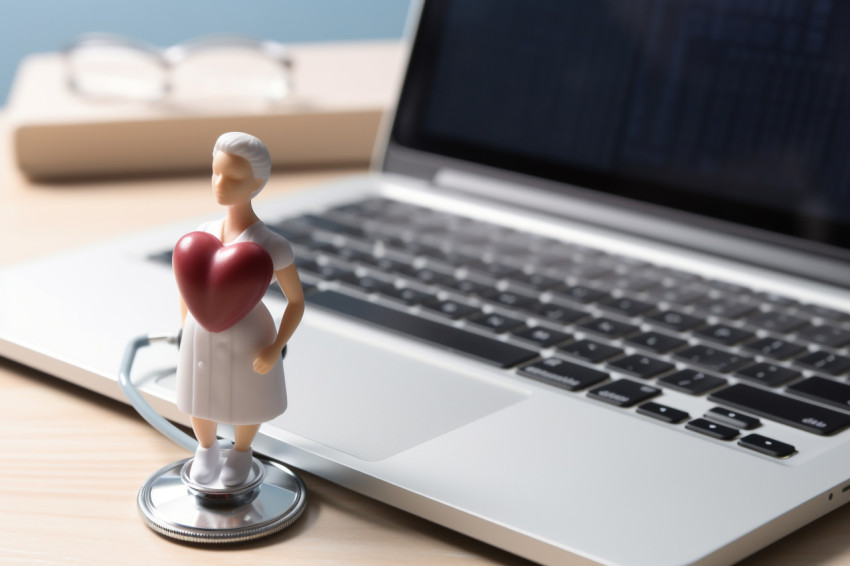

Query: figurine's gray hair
left=213, top=132, right=272, bottom=197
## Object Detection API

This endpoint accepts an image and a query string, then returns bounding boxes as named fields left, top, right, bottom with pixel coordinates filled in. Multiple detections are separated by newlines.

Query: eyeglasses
left=65, top=34, right=294, bottom=105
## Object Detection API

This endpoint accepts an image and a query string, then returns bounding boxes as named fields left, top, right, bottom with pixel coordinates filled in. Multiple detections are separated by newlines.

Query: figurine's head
left=212, top=132, right=272, bottom=200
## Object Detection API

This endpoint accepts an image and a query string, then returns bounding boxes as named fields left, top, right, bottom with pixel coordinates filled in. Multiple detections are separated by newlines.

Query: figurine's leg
left=221, top=424, right=260, bottom=486
left=189, top=416, right=221, bottom=484
left=233, top=424, right=260, bottom=451
left=192, top=416, right=218, bottom=448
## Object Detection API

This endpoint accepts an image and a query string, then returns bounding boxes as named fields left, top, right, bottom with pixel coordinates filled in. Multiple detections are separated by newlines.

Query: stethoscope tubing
left=118, top=334, right=199, bottom=453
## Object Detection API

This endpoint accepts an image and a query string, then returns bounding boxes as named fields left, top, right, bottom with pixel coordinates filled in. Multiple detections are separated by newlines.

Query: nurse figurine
left=173, top=132, right=304, bottom=487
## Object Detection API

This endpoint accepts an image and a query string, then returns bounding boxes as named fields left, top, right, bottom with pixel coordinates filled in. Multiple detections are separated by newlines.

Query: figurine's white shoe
left=220, top=448, right=253, bottom=487
left=189, top=442, right=221, bottom=485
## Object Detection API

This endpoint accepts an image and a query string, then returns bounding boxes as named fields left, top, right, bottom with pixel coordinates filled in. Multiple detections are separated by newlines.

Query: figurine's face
left=211, top=151, right=264, bottom=206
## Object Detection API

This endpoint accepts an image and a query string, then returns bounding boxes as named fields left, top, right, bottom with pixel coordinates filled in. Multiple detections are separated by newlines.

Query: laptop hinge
left=430, top=167, right=850, bottom=289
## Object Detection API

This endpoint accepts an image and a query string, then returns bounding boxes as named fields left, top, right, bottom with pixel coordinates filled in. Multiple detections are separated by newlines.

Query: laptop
left=4, top=0, right=850, bottom=563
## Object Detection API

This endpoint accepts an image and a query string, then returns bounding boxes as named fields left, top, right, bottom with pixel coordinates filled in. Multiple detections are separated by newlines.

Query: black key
left=588, top=380, right=661, bottom=407
left=508, top=272, right=564, bottom=292
left=293, top=213, right=367, bottom=238
left=528, top=302, right=589, bottom=325
left=694, top=324, right=755, bottom=346
left=421, top=299, right=481, bottom=320
left=490, top=241, right=531, bottom=259
left=648, top=310, right=704, bottom=332
left=705, top=407, right=761, bottom=430
left=756, top=292, right=800, bottom=308
left=518, top=358, right=608, bottom=391
left=554, top=263, right=614, bottom=281
left=432, top=251, right=484, bottom=269
left=483, top=290, right=538, bottom=311
left=797, top=303, right=850, bottom=323
left=625, top=332, right=687, bottom=354
left=742, top=337, right=806, bottom=360
left=149, top=249, right=173, bottom=265
left=301, top=281, right=319, bottom=296
left=551, top=285, right=608, bottom=305
left=796, top=325, right=850, bottom=348
left=659, top=369, right=727, bottom=395
left=512, top=327, right=571, bottom=348
left=598, top=296, right=655, bottom=318
left=300, top=239, right=339, bottom=255
left=674, top=345, right=752, bottom=373
left=273, top=218, right=318, bottom=235
left=746, top=311, right=808, bottom=334
left=369, top=256, right=414, bottom=274
left=578, top=317, right=640, bottom=338
left=340, top=197, right=393, bottom=214
left=735, top=362, right=801, bottom=387
left=441, top=278, right=493, bottom=297
left=411, top=268, right=455, bottom=286
left=362, top=230, right=408, bottom=250
left=465, top=262, right=522, bottom=281
left=709, top=384, right=850, bottom=435
left=695, top=298, right=758, bottom=320
left=326, top=246, right=375, bottom=264
left=705, top=279, right=751, bottom=294
left=387, top=240, right=444, bottom=259
left=563, top=247, right=608, bottom=260
left=306, top=291, right=537, bottom=368
left=608, top=355, right=675, bottom=379
left=637, top=402, right=690, bottom=424
left=268, top=224, right=314, bottom=242
left=653, top=267, right=704, bottom=284
left=452, top=232, right=491, bottom=250
left=644, top=285, right=709, bottom=306
left=595, top=274, right=660, bottom=293
left=686, top=418, right=739, bottom=440
left=468, top=312, right=525, bottom=334
left=794, top=351, right=850, bottom=376
left=558, top=339, right=624, bottom=364
left=378, top=286, right=434, bottom=306
left=324, top=204, right=371, bottom=222
left=787, top=376, right=850, bottom=412
left=297, top=260, right=353, bottom=281
left=738, top=434, right=796, bottom=458
left=338, top=273, right=394, bottom=294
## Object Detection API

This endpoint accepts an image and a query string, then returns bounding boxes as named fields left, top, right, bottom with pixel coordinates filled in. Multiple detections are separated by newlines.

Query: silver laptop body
left=4, top=1, right=850, bottom=564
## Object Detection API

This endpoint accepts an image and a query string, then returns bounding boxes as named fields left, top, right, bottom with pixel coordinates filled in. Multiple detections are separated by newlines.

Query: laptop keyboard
left=151, top=196, right=850, bottom=459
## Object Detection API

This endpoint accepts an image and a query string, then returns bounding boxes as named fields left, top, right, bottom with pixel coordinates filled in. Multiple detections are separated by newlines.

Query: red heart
left=173, top=231, right=274, bottom=332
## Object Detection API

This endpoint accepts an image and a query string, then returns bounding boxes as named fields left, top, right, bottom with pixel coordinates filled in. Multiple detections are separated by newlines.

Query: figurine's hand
left=253, top=344, right=282, bottom=375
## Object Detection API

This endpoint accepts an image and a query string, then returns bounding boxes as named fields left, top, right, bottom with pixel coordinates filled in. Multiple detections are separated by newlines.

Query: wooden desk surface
left=2, top=124, right=850, bottom=565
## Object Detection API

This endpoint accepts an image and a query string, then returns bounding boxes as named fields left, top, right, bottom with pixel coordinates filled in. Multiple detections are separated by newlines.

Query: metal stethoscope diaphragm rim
left=120, top=334, right=307, bottom=544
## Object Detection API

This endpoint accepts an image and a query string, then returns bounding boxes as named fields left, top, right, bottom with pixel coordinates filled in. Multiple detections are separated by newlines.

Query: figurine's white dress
left=176, top=220, right=294, bottom=425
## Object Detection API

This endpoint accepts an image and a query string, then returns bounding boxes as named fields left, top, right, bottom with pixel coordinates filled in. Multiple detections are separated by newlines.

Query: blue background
left=0, top=0, right=412, bottom=105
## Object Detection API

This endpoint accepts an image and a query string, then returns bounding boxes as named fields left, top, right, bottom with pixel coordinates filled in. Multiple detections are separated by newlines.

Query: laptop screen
left=392, top=0, right=850, bottom=254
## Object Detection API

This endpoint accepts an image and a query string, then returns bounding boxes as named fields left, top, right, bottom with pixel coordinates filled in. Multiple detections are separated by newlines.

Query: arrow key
left=686, top=418, right=740, bottom=440
left=637, top=402, right=690, bottom=424
left=738, top=434, right=796, bottom=458
left=705, top=407, right=761, bottom=430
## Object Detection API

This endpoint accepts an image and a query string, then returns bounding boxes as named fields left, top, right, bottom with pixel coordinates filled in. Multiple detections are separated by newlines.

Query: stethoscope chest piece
left=137, top=451, right=307, bottom=544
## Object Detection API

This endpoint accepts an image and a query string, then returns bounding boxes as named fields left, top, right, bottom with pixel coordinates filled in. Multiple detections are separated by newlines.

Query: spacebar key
left=306, top=291, right=537, bottom=368
left=709, top=384, right=850, bottom=435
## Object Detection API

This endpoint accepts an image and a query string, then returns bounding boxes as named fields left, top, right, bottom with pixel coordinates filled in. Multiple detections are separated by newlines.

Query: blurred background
left=0, top=0, right=412, bottom=105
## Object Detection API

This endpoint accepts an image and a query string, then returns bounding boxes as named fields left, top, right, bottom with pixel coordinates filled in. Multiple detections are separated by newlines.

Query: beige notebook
left=8, top=40, right=404, bottom=181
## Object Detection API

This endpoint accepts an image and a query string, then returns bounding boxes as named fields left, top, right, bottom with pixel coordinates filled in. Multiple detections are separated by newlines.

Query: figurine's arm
left=253, top=263, right=305, bottom=374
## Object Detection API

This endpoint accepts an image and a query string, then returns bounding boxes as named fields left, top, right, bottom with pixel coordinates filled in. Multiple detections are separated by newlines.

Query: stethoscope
left=119, top=333, right=307, bottom=544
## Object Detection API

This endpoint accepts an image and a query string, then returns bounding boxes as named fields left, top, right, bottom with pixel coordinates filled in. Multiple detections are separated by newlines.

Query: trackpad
left=272, top=319, right=527, bottom=461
